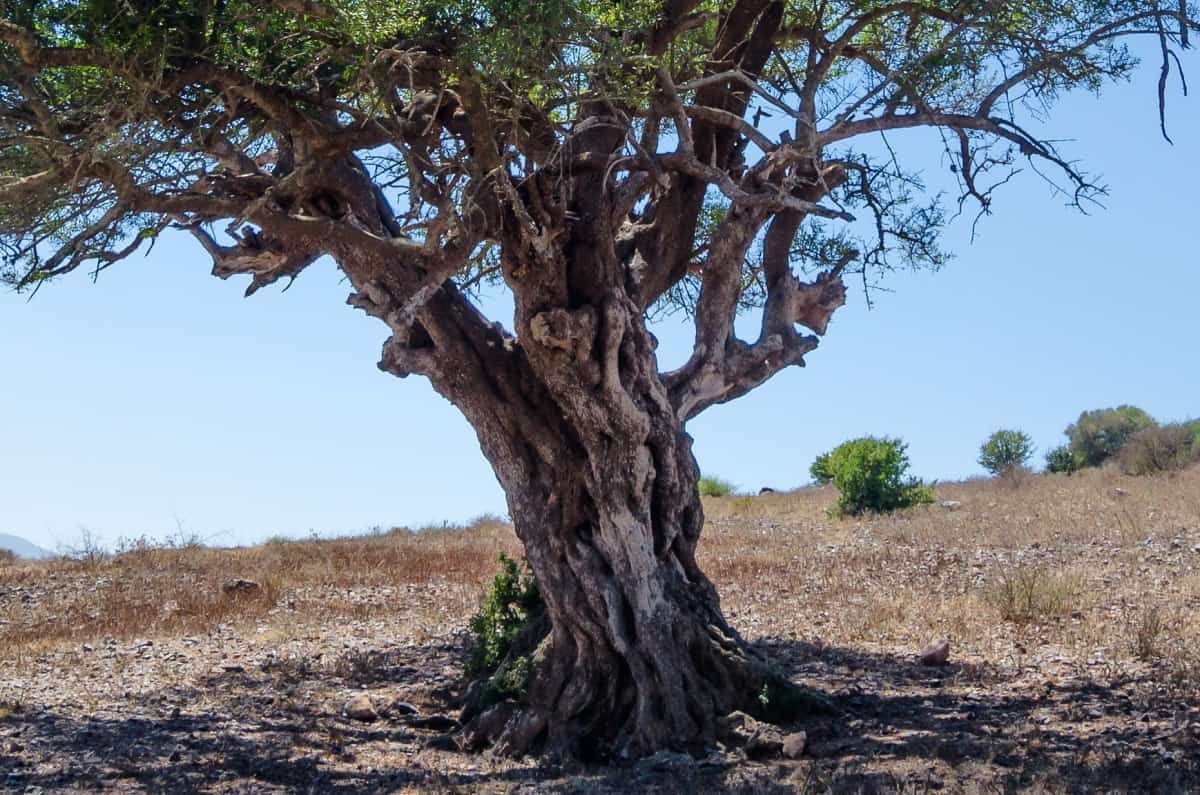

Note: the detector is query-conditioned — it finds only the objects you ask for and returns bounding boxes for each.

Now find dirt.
[2,471,1200,792]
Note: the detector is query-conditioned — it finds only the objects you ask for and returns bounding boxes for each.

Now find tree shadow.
[752,637,1200,792]
[0,636,1196,793]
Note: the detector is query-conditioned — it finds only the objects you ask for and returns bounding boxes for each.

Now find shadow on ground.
[2,637,1197,793]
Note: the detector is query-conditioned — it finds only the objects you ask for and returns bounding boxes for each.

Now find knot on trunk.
[529,306,597,363]
[788,269,847,336]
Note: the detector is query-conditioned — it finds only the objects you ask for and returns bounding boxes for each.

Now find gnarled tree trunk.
[438,288,771,758]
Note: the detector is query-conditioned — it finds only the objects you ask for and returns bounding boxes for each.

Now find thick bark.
[460,293,772,758]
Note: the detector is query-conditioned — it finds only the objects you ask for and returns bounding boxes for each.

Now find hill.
[0,533,53,559]
[0,468,1198,792]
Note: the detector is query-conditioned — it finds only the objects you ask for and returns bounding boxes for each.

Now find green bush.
[1118,424,1199,475]
[978,429,1035,476]
[817,436,934,517]
[466,554,542,679]
[698,476,736,497]
[1065,405,1156,467]
[1045,444,1085,475]
[809,452,833,485]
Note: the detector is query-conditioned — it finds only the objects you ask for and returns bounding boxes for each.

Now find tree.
[1066,405,1157,467]
[978,429,1034,476]
[2,0,1196,759]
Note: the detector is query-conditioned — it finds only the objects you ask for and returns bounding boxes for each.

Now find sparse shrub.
[1118,424,1199,475]
[1045,444,1085,475]
[698,476,736,497]
[817,436,934,517]
[466,554,542,679]
[978,429,1035,477]
[1128,605,1166,661]
[809,452,833,485]
[61,528,107,567]
[0,548,16,566]
[1065,405,1156,467]
[987,565,1082,623]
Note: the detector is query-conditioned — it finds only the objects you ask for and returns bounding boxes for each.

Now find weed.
[986,565,1082,623]
[1129,604,1167,660]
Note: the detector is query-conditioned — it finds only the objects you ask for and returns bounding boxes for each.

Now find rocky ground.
[2,467,1199,793]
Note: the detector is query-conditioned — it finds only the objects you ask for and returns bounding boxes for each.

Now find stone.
[408,713,459,732]
[939,500,963,510]
[343,694,377,722]
[782,731,807,759]
[391,700,419,716]
[424,734,459,751]
[221,579,261,597]
[719,710,783,759]
[638,750,695,771]
[919,638,951,666]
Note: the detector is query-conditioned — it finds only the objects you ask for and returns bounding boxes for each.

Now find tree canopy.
[3,3,1195,417]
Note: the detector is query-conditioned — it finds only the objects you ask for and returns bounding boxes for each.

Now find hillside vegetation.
[2,467,1199,791]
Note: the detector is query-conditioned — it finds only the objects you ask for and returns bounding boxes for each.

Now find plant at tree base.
[2,0,1196,759]
[818,436,933,516]
[978,429,1035,477]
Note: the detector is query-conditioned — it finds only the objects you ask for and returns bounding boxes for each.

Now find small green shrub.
[1045,444,1085,475]
[978,429,1035,476]
[1065,405,1156,467]
[1118,424,1199,475]
[698,476,736,497]
[809,452,833,485]
[466,554,542,679]
[816,436,933,517]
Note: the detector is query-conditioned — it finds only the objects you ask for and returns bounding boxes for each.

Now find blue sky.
[2,63,1197,551]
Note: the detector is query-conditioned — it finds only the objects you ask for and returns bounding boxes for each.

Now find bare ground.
[2,467,1199,793]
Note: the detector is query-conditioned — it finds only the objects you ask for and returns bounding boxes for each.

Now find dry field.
[2,466,1199,793]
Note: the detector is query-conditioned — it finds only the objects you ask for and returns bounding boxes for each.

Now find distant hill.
[0,533,55,559]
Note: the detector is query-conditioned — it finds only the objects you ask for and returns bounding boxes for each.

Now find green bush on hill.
[1045,444,1085,475]
[698,476,736,497]
[1065,405,1156,467]
[814,436,934,517]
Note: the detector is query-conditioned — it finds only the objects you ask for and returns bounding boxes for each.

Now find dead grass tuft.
[985,564,1084,623]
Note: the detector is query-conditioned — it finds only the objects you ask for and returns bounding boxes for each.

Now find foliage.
[1066,406,1156,467]
[1117,423,1199,476]
[698,476,736,498]
[810,452,834,485]
[978,429,1035,476]
[817,436,934,517]
[1045,444,1085,475]
[465,553,542,679]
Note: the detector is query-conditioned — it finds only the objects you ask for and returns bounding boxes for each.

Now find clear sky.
[2,62,1197,552]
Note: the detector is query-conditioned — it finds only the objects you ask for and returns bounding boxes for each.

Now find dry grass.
[3,466,1199,688]
[0,516,517,655]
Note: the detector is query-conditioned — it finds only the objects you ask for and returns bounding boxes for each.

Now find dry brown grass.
[3,466,1199,689]
[0,516,518,655]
